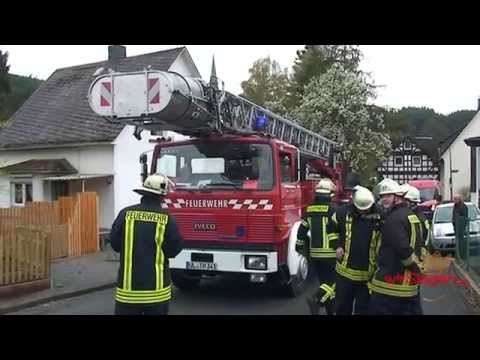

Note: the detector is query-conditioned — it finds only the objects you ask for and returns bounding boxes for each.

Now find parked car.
[431,202,480,255]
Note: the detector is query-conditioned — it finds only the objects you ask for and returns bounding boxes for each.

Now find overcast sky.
[1,45,479,115]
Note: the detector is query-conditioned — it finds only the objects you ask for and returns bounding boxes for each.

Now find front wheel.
[284,255,309,298]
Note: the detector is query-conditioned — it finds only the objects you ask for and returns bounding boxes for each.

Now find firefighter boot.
[324,299,335,315]
[306,293,322,315]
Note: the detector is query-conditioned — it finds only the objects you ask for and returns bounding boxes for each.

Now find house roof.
[0,159,77,175]
[439,122,469,155]
[464,136,480,147]
[0,47,186,150]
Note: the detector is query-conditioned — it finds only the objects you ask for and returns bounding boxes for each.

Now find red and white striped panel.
[100,82,112,107]
[161,198,273,210]
[229,199,273,210]
[148,78,160,104]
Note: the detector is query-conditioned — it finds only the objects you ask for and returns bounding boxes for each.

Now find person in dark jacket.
[368,183,424,315]
[335,186,381,315]
[297,178,339,315]
[110,174,183,315]
[453,195,469,260]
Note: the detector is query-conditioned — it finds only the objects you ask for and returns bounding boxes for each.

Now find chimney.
[108,45,126,61]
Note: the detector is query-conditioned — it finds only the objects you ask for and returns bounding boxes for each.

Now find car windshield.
[419,188,435,202]
[154,142,274,191]
[434,204,480,223]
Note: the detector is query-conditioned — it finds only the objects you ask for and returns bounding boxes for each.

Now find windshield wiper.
[206,182,241,189]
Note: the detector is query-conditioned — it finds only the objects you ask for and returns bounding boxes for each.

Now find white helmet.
[378,178,400,195]
[353,186,375,211]
[134,173,170,196]
[316,178,335,194]
[395,183,410,197]
[404,185,421,203]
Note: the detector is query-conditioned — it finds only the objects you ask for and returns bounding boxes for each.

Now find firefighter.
[404,185,430,249]
[368,182,425,315]
[403,184,429,315]
[110,174,184,315]
[377,178,399,217]
[335,186,381,315]
[296,178,339,315]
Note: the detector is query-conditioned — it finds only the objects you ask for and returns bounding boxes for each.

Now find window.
[11,182,33,206]
[154,142,274,191]
[412,156,421,167]
[280,153,294,183]
[394,156,403,167]
[404,141,412,150]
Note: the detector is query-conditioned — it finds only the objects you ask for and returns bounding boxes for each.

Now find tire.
[284,255,309,298]
[171,270,201,291]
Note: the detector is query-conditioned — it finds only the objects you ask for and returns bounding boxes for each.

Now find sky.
[1,45,480,115]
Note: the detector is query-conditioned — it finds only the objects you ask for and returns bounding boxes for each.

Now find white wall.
[32,176,43,202]
[0,144,114,208]
[83,177,114,229]
[0,176,11,207]
[113,125,156,218]
[440,112,480,201]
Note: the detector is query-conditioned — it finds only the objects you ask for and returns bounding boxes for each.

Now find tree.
[287,45,363,109]
[0,50,11,95]
[240,57,290,113]
[294,63,391,183]
[0,73,43,123]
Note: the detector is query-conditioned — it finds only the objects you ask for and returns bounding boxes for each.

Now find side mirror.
[140,153,148,183]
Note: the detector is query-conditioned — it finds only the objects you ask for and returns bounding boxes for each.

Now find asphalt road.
[7,272,476,315]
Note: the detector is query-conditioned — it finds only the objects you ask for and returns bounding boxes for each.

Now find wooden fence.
[0,227,51,286]
[0,193,99,259]
[0,192,99,287]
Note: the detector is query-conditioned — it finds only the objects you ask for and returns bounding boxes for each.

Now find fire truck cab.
[146,134,344,295]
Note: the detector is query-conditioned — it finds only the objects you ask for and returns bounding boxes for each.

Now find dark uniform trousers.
[115,301,169,315]
[312,259,336,289]
[369,293,422,315]
[335,276,370,315]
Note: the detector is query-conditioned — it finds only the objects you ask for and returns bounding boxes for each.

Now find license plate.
[186,261,217,271]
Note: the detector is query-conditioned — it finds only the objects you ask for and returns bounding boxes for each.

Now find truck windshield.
[419,188,435,202]
[154,142,274,191]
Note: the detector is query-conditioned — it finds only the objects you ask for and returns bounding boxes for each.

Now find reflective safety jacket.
[110,196,183,305]
[369,202,424,298]
[296,198,339,259]
[335,204,381,282]
[414,208,430,248]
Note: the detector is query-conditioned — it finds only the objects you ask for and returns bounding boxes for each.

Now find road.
[7,272,476,315]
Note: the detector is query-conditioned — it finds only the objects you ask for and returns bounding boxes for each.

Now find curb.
[0,282,117,315]
[451,261,480,314]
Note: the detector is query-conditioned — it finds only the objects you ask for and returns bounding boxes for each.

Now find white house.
[439,103,480,203]
[0,45,196,229]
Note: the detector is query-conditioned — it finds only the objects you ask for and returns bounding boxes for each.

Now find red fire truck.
[88,67,350,296]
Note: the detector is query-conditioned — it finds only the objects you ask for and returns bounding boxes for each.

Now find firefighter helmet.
[316,178,335,194]
[353,186,375,211]
[396,183,410,197]
[134,173,170,196]
[378,178,400,195]
[404,185,421,203]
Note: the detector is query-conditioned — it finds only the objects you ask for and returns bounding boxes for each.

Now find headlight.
[245,255,267,270]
